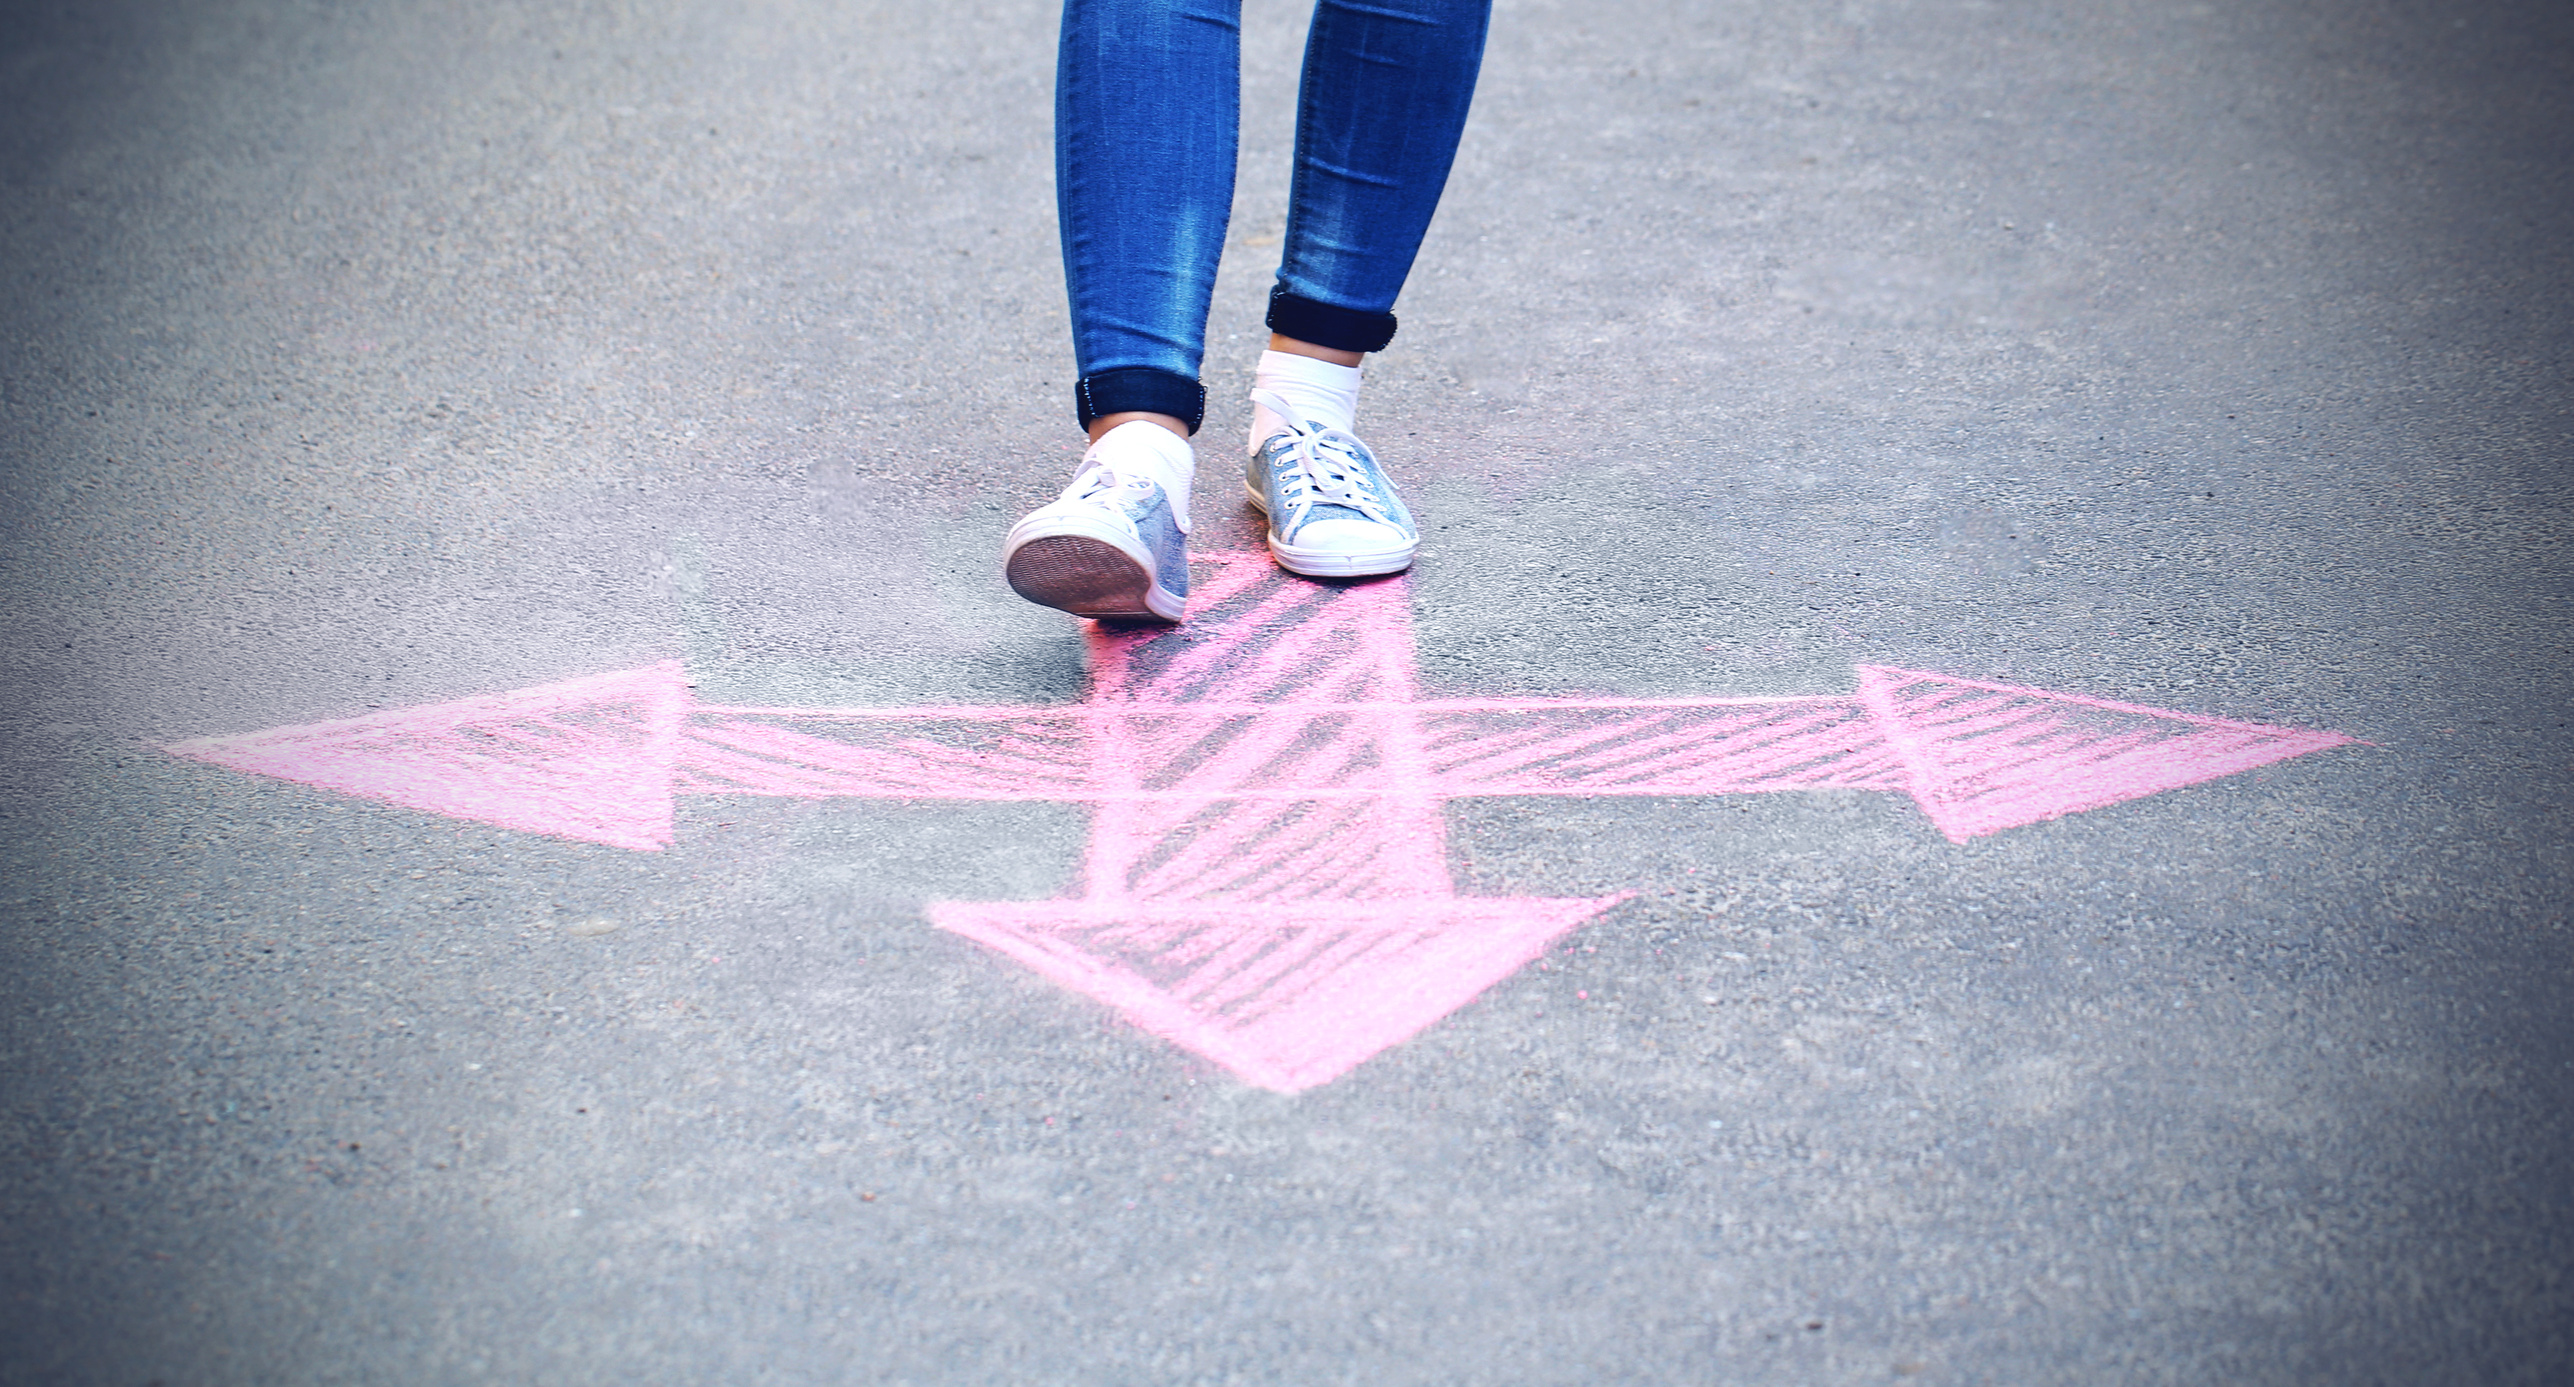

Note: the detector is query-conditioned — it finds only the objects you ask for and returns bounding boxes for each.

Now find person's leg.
[1246,0,1493,577]
[1006,0,1245,622]
[1275,0,1491,362]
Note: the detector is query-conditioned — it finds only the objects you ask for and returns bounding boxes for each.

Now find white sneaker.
[1002,424,1192,622]
[1244,389,1418,577]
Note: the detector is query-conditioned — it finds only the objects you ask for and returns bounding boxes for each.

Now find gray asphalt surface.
[4,0,2570,1382]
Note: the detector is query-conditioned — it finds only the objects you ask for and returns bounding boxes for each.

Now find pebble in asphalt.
[2,0,2569,1382]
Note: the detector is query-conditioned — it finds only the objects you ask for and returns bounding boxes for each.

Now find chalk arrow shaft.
[1423,699,1903,796]
[677,710,1092,801]
[1078,557,1452,905]
[672,698,1903,801]
[167,671,2355,842]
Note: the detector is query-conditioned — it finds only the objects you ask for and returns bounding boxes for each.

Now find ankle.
[1085,410,1192,446]
[1251,348,1363,444]
[1266,333,1363,368]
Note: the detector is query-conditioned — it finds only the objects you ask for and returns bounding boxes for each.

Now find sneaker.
[1244,389,1418,577]
[1002,432,1192,623]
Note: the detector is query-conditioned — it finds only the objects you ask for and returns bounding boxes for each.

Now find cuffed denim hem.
[1266,286,1398,355]
[1075,366,1207,435]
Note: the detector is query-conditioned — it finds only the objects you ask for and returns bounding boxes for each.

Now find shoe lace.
[1069,465,1154,502]
[1250,390,1394,531]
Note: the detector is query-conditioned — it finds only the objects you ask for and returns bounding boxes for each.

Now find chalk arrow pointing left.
[165,558,2352,1089]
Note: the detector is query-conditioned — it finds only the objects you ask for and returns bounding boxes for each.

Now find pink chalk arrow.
[165,557,2350,1090]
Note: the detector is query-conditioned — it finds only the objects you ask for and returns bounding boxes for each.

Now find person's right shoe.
[1244,389,1418,577]
[1002,425,1192,623]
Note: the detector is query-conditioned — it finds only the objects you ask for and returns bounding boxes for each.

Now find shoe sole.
[1003,515,1185,622]
[1244,482,1417,577]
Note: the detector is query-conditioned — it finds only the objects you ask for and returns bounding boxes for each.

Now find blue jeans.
[1057,0,1492,433]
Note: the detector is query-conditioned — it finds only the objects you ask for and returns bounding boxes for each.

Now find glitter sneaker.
[1244,389,1418,577]
[1001,425,1192,623]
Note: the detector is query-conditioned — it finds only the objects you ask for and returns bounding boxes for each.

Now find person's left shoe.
[1244,389,1418,578]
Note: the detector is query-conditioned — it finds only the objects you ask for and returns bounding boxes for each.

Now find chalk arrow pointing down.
[165,557,2350,1090]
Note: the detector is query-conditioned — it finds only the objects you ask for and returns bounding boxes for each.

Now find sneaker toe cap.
[1282,515,1414,556]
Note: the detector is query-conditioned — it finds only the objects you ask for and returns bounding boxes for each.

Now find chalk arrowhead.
[928,895,1632,1092]
[1856,665,2352,842]
[163,662,690,851]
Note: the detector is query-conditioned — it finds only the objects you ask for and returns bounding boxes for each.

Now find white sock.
[1249,348,1362,451]
[1075,419,1195,531]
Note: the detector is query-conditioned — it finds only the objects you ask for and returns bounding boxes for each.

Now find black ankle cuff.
[1075,367,1206,435]
[1266,286,1397,354]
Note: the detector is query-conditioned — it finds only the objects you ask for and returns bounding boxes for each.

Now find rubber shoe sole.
[1002,514,1184,623]
[1245,482,1417,577]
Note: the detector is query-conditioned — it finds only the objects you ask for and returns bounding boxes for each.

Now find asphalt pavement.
[3,0,2570,1382]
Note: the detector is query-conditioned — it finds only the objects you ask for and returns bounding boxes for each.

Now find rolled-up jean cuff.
[1266,287,1398,354]
[1075,367,1207,434]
